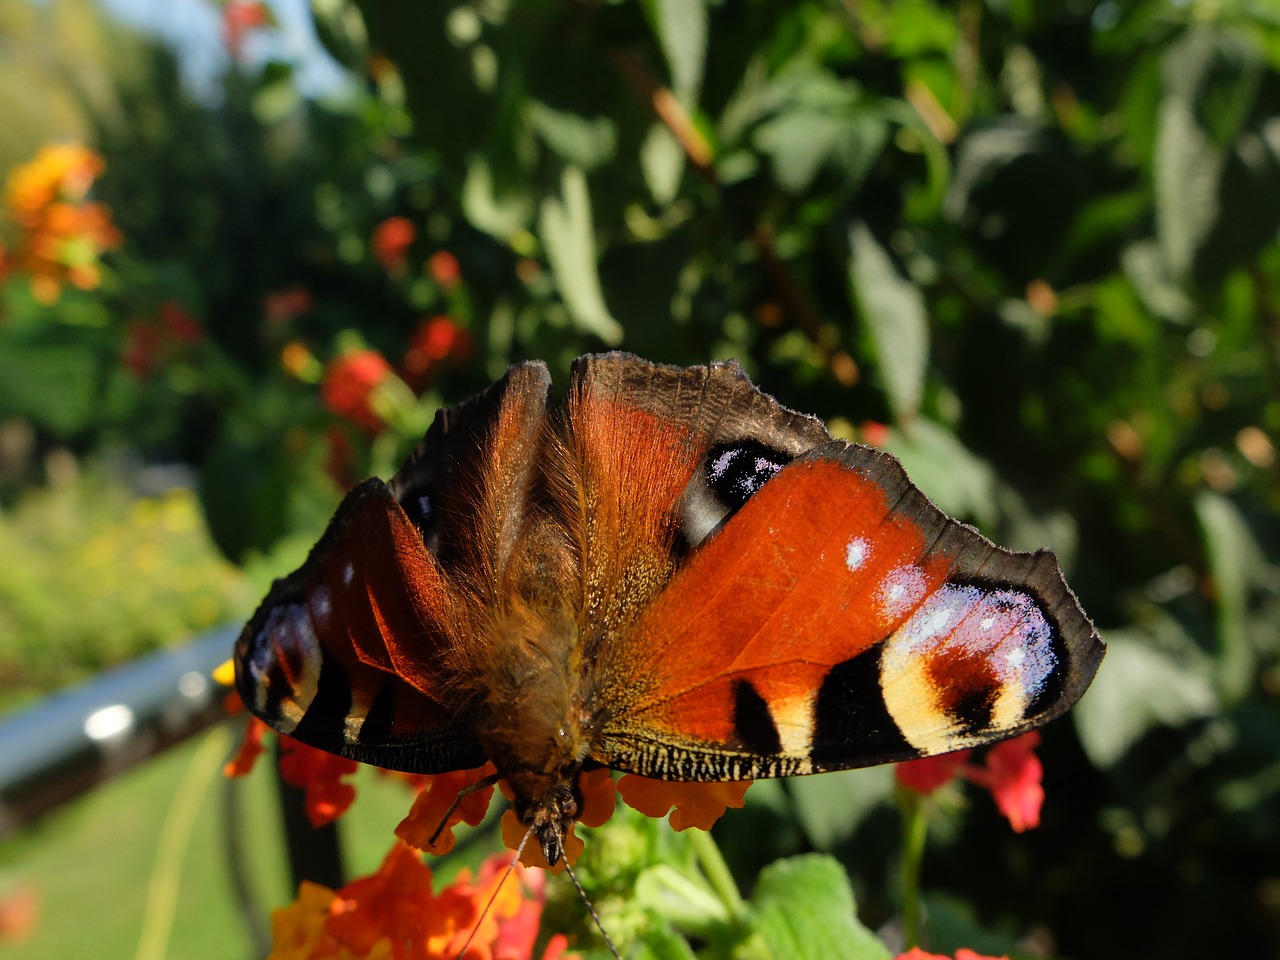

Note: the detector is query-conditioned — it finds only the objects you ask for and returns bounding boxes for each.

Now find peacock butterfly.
[234,352,1104,867]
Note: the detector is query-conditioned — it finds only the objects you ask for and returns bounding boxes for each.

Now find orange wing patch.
[611,457,947,753]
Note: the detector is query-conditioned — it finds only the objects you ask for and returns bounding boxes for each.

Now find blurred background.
[1,0,1278,957]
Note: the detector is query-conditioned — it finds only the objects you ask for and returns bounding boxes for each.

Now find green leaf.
[539,165,623,344]
[848,220,929,423]
[1195,490,1262,702]
[749,855,890,960]
[629,924,699,960]
[752,72,886,195]
[1074,628,1218,769]
[641,123,686,205]
[789,767,894,851]
[634,863,730,932]
[462,154,535,239]
[528,103,617,169]
[885,418,996,530]
[642,0,708,104]
[1155,31,1226,280]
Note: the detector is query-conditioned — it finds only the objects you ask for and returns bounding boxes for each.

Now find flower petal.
[894,749,972,795]
[395,764,497,855]
[616,775,751,831]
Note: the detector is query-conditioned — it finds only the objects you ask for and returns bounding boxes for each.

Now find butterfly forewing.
[590,442,1104,780]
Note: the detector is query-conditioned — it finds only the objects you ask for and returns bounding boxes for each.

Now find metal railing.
[0,626,238,838]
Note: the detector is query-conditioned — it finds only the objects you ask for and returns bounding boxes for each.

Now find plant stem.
[687,827,747,923]
[900,789,929,949]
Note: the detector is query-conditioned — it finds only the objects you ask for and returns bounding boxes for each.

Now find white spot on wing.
[845,536,870,572]
[310,585,332,625]
[342,562,355,587]
[876,564,928,621]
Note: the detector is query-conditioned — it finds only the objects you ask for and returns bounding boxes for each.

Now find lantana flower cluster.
[2,143,121,304]
[272,842,572,960]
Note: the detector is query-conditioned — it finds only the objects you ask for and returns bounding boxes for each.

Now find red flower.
[962,732,1044,833]
[278,737,361,827]
[222,1,270,58]
[322,349,395,431]
[224,720,358,826]
[265,284,314,324]
[372,216,416,272]
[860,420,891,447]
[402,316,472,389]
[427,250,462,291]
[894,750,972,795]
[224,716,271,778]
[156,299,203,343]
[894,733,1046,833]
[121,301,203,379]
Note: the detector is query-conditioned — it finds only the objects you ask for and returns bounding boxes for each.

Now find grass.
[0,720,435,959]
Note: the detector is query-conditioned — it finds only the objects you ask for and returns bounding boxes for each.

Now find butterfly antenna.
[450,831,528,960]
[561,851,621,960]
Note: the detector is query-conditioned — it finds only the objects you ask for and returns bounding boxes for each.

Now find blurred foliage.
[0,461,249,711]
[1,0,1280,956]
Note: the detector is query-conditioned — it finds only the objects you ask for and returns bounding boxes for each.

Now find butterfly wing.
[554,353,833,646]
[234,362,552,773]
[585,440,1104,779]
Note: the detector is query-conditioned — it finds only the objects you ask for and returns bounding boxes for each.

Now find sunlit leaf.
[539,165,623,344]
[750,855,889,960]
[848,220,929,422]
[1074,629,1218,769]
[1196,490,1262,702]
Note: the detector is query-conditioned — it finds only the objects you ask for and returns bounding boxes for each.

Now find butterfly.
[234,352,1104,867]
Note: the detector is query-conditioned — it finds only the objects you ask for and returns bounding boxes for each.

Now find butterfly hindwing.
[589,441,1104,779]
[234,477,485,772]
[235,362,554,774]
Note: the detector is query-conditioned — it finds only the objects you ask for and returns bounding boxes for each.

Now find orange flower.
[894,949,1009,960]
[396,764,499,855]
[0,883,39,942]
[322,349,395,431]
[278,737,361,828]
[499,768,617,871]
[3,143,121,303]
[5,144,103,223]
[372,216,416,272]
[616,775,751,832]
[269,842,563,960]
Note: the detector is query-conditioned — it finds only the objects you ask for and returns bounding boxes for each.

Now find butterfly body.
[235,353,1104,865]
